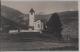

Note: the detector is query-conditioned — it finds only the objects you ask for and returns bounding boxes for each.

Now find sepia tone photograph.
[0,0,78,51]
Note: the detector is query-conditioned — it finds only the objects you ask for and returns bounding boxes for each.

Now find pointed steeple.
[29,8,35,15]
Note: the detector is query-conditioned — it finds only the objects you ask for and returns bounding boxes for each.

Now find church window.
[38,24,40,28]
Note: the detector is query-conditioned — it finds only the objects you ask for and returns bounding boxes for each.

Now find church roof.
[34,17,44,22]
[29,8,35,13]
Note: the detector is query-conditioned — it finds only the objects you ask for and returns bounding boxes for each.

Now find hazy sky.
[2,1,78,14]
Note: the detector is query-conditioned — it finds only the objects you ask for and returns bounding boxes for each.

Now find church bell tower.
[29,8,35,30]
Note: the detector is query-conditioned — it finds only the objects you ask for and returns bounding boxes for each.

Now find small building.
[34,20,43,31]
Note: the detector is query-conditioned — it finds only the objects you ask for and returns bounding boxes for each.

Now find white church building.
[28,8,43,33]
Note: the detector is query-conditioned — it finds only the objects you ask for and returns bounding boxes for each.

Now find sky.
[1,1,78,14]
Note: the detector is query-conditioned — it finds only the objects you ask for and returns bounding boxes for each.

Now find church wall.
[29,13,35,27]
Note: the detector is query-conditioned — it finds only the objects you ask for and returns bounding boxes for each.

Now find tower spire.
[29,8,35,15]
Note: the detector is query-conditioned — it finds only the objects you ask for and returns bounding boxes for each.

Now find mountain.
[1,5,78,38]
[58,11,78,25]
[1,5,26,27]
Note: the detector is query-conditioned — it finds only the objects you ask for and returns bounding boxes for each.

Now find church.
[28,8,43,33]
[9,8,44,33]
